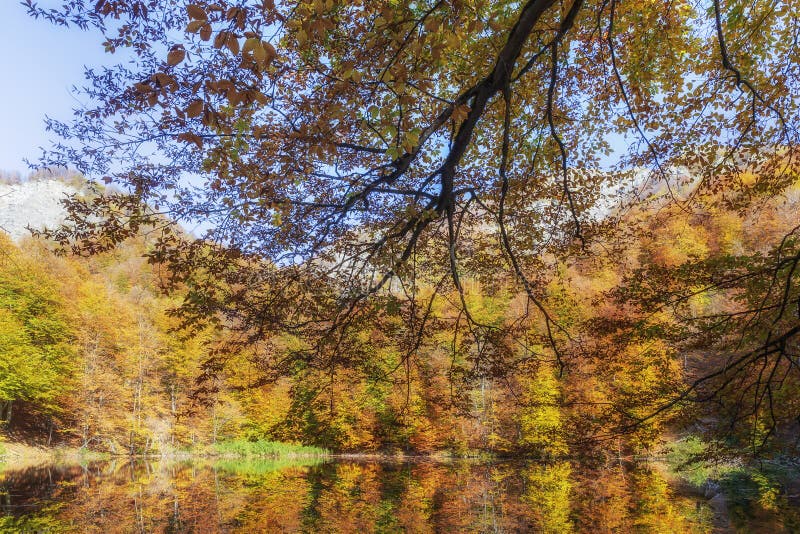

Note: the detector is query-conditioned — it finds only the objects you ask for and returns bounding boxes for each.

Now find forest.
[2,0,800,531]
[1,168,798,458]
[2,167,799,530]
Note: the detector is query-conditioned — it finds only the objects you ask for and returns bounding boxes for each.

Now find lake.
[0,457,718,532]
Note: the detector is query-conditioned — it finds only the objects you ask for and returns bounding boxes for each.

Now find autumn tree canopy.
[26,0,800,441]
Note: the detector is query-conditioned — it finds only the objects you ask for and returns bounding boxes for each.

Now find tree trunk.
[0,401,12,423]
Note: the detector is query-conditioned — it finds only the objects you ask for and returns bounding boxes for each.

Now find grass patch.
[214,456,325,475]
[212,439,328,458]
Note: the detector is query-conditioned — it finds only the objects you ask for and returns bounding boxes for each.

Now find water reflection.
[0,458,712,532]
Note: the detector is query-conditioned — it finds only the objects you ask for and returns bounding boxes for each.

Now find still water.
[0,458,715,533]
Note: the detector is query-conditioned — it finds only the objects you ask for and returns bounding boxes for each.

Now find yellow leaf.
[253,42,266,63]
[446,32,459,48]
[243,37,260,54]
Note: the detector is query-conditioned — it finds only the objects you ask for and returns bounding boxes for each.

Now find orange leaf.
[186,20,204,33]
[167,48,186,66]
[186,100,204,118]
[213,31,227,49]
[262,41,276,60]
[226,36,240,55]
[186,4,207,20]
[177,132,204,149]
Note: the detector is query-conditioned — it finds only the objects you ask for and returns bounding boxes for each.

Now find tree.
[27,0,800,444]
[0,235,74,423]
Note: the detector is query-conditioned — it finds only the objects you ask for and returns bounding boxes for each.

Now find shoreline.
[0,448,494,468]
[0,442,109,471]
[0,440,544,469]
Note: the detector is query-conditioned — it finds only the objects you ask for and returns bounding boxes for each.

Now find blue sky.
[0,2,109,172]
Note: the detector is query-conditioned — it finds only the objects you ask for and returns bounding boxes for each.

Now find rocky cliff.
[0,179,77,241]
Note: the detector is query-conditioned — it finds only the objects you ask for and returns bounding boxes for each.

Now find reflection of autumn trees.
[570,464,713,534]
[1,460,716,533]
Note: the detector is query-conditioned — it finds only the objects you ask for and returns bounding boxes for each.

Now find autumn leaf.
[186,4,206,21]
[213,31,228,49]
[177,131,204,149]
[451,103,470,125]
[186,100,204,118]
[167,48,186,66]
[226,36,240,56]
[186,20,204,33]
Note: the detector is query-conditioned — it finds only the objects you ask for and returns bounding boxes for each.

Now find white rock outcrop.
[0,180,78,242]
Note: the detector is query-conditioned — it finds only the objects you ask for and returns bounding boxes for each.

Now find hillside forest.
[1,170,798,460]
